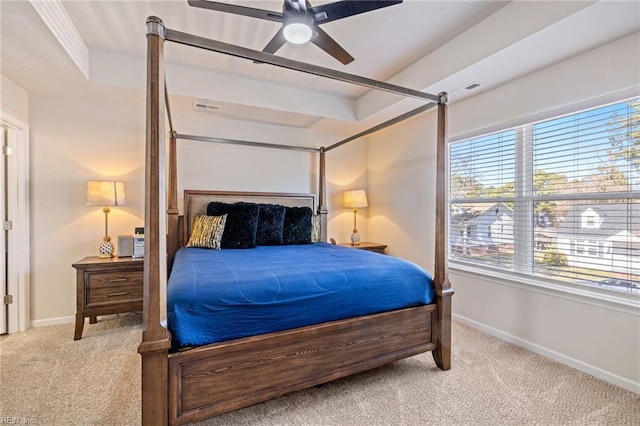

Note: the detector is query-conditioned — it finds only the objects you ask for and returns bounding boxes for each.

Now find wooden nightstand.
[338,242,387,254]
[72,256,143,340]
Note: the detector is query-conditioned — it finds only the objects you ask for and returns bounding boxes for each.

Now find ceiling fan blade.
[251,28,287,64]
[262,28,287,55]
[187,0,283,23]
[310,27,354,65]
[310,0,402,25]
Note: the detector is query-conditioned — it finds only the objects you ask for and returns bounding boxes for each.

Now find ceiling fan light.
[283,16,313,44]
[284,22,312,44]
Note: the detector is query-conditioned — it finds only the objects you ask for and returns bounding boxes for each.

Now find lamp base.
[99,240,114,258]
[350,232,361,246]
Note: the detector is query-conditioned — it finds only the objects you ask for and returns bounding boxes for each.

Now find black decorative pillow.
[207,202,260,249]
[283,206,312,245]
[256,204,286,246]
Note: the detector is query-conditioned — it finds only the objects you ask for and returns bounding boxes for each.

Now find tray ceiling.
[1,1,639,134]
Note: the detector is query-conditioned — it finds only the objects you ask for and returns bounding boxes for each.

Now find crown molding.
[29,0,89,79]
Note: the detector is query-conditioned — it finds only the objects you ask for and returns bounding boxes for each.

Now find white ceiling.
[2,1,639,135]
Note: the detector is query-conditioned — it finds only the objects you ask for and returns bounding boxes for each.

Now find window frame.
[447,97,640,302]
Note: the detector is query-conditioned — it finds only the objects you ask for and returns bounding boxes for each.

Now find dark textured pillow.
[207,202,259,249]
[256,204,286,246]
[283,206,312,245]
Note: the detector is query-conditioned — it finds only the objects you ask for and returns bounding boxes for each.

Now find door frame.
[1,111,30,333]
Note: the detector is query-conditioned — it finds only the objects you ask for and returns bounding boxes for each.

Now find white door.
[1,126,7,334]
[0,114,29,334]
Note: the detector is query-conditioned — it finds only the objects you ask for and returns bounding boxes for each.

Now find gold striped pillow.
[186,214,227,249]
[311,214,321,243]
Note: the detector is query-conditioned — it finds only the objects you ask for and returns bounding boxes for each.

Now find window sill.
[449,262,640,316]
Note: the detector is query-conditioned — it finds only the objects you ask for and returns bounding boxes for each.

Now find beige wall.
[1,75,28,122]
[168,109,369,244]
[29,87,147,323]
[368,33,640,392]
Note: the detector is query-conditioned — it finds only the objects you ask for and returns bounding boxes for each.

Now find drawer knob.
[107,291,129,297]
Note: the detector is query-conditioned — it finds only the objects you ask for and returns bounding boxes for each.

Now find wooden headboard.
[182,190,318,245]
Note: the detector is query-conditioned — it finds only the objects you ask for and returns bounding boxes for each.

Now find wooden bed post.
[432,92,453,370]
[318,147,328,242]
[167,131,180,270]
[138,16,171,426]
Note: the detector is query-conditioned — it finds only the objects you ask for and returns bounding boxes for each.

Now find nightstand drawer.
[85,271,143,305]
[73,256,144,340]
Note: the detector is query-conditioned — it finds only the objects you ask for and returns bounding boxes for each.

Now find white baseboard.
[30,315,74,328]
[453,314,640,395]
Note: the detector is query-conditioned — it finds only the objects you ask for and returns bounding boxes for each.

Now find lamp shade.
[343,189,368,209]
[86,181,125,207]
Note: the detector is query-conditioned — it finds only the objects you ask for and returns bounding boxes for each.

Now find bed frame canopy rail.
[142,16,452,426]
[166,101,440,265]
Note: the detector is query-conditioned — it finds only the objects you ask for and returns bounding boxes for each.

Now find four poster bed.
[140,16,453,426]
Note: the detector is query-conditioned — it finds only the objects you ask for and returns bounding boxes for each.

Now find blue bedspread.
[167,243,435,348]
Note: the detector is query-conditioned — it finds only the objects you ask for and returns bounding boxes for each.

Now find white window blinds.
[449,98,640,295]
[449,130,516,270]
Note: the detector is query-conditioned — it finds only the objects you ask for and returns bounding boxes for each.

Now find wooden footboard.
[168,305,436,425]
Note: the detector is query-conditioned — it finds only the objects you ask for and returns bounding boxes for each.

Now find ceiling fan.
[187,0,403,65]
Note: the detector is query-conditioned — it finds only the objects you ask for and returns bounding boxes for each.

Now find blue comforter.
[167,243,435,348]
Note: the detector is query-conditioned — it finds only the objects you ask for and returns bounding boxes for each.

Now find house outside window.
[581,209,601,229]
[449,97,640,295]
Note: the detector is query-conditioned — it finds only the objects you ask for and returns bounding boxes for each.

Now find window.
[449,98,640,295]
[581,209,601,229]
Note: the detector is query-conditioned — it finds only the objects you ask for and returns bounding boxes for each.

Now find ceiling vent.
[192,100,222,112]
[448,82,481,99]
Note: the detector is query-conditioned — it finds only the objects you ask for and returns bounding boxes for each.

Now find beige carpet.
[1,315,638,425]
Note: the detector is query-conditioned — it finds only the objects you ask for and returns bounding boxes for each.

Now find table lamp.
[86,181,125,258]
[343,189,368,246]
